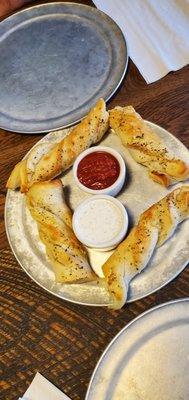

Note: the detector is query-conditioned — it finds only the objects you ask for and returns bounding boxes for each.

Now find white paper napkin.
[93,0,189,83]
[19,372,71,400]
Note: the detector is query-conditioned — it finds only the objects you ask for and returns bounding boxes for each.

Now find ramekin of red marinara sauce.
[77,151,120,190]
[73,146,126,196]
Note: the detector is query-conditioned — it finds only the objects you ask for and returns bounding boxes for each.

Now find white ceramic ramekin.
[72,195,128,251]
[72,146,126,197]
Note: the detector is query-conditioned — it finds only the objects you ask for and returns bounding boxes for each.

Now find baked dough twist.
[110,106,189,186]
[7,98,109,192]
[102,186,189,309]
[26,180,96,283]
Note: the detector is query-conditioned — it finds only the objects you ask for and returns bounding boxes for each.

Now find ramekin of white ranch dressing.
[72,195,128,251]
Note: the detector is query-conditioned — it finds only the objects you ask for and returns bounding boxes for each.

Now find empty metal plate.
[86,299,189,400]
[0,2,127,133]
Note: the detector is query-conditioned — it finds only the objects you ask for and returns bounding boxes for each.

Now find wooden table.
[0,1,189,399]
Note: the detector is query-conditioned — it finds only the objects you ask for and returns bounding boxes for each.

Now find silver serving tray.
[5,122,189,306]
[0,2,127,133]
[86,298,189,399]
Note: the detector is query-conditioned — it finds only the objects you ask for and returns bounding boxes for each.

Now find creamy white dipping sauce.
[73,195,128,250]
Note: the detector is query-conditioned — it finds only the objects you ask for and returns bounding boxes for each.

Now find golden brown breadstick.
[7,98,109,192]
[26,179,96,283]
[110,106,189,186]
[102,186,189,309]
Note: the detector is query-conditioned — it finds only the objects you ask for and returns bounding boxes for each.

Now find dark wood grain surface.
[0,1,189,399]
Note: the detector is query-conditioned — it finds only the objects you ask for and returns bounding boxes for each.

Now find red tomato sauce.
[77,151,120,190]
